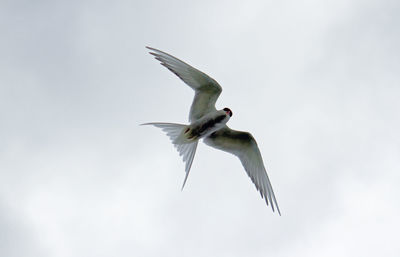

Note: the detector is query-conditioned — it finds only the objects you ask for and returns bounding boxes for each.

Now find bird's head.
[223,107,233,117]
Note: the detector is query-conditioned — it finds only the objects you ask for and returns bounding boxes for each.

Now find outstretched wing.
[147,47,222,122]
[204,126,281,215]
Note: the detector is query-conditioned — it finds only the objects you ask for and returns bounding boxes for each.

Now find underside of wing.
[204,126,281,215]
[146,47,222,122]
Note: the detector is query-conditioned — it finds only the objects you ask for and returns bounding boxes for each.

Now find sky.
[1,0,399,256]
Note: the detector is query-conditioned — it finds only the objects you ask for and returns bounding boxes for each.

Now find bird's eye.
[223,108,232,117]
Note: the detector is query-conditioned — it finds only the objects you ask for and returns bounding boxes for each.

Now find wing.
[204,126,281,215]
[147,47,222,122]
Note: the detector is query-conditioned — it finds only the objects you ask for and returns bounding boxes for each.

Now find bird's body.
[185,110,230,141]
[142,47,281,215]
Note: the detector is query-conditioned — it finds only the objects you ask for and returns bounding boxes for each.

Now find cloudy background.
[1,0,399,256]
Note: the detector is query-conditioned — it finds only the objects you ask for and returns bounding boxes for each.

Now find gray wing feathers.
[204,126,281,215]
[146,47,222,122]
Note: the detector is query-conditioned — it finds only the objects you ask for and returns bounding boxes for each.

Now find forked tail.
[141,122,198,189]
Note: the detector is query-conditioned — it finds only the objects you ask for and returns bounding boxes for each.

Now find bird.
[142,47,281,215]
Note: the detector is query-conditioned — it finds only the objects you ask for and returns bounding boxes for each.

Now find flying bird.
[142,47,280,215]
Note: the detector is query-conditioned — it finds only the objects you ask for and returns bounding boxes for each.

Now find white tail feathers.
[141,122,198,189]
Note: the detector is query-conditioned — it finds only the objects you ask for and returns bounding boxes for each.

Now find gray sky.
[1,0,399,256]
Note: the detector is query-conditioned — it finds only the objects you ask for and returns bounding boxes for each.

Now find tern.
[142,47,280,215]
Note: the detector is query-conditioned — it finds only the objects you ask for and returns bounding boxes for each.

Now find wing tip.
[146,46,169,57]
[271,200,281,216]
[140,122,157,126]
[146,46,160,57]
[275,205,281,216]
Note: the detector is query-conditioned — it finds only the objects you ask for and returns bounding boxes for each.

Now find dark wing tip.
[275,206,282,216]
[146,46,161,56]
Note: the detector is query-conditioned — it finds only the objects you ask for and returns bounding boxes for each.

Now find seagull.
[142,47,280,215]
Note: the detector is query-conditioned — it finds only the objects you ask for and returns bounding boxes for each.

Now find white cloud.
[1,0,399,256]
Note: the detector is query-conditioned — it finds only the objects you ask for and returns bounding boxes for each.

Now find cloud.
[0,0,399,256]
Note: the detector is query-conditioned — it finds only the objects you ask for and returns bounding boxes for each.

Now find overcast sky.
[1,0,399,256]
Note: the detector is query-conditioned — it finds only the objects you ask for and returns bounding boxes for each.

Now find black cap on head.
[223,107,233,117]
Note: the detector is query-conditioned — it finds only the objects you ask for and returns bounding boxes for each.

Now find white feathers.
[176,141,198,190]
[141,122,185,144]
[141,122,198,189]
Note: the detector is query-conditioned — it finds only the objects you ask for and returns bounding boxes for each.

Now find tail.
[141,122,198,189]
